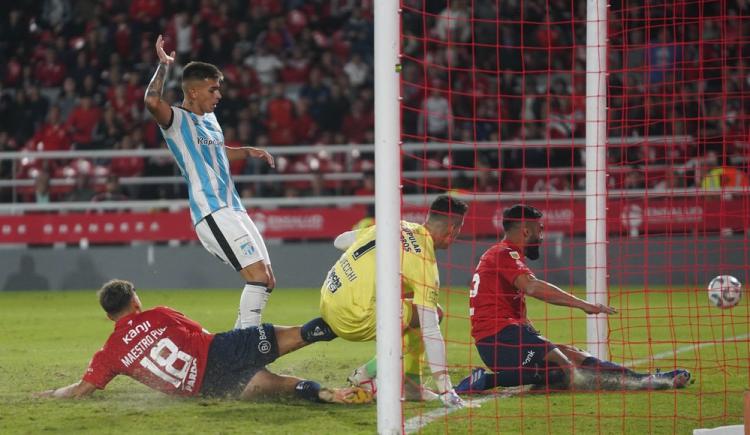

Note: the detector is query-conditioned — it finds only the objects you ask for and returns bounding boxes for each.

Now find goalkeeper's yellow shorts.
[320,298,414,342]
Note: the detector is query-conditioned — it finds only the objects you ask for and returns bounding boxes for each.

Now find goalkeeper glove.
[439,389,465,408]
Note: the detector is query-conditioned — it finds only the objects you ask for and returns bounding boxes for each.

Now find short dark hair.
[98,279,135,316]
[428,195,469,221]
[502,204,543,231]
[182,61,223,83]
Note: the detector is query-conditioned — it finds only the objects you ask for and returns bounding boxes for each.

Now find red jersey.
[469,241,534,341]
[110,155,145,177]
[82,307,214,396]
[31,123,71,151]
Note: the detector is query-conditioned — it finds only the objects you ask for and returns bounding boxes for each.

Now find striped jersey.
[159,107,244,225]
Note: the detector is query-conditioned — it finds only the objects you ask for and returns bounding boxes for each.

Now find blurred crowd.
[0,0,748,204]
[400,0,750,192]
[0,0,375,202]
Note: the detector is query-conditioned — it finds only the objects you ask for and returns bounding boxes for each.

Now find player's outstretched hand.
[155,34,175,65]
[583,303,617,315]
[319,387,373,404]
[246,147,275,168]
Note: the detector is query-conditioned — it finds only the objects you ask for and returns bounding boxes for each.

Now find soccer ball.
[707,275,743,309]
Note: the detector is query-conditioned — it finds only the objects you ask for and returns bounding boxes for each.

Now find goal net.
[396,0,750,432]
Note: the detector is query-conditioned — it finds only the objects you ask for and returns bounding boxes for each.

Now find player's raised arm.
[36,380,97,399]
[515,274,617,315]
[144,35,175,128]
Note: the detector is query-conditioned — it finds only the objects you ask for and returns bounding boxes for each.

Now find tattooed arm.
[144,34,175,128]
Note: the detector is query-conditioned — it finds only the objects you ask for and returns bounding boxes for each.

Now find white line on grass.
[403,388,522,434]
[403,332,750,434]
[624,333,750,368]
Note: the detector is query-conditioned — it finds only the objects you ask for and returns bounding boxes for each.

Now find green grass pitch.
[1,286,747,434]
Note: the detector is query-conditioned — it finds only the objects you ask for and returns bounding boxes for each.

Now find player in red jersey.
[37,279,369,404]
[455,204,691,393]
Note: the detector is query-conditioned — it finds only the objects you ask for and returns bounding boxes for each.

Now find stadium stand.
[0,0,748,203]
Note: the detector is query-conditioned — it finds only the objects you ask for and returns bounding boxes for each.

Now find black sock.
[581,357,642,378]
[301,317,337,343]
[295,380,323,402]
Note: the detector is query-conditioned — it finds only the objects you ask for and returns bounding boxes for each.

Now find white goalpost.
[375,0,609,430]
[585,0,610,360]
[374,0,403,433]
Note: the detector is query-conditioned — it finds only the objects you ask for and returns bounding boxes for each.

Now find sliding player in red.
[456,204,691,393]
[37,279,369,404]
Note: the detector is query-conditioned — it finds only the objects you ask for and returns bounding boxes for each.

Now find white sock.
[235,283,269,329]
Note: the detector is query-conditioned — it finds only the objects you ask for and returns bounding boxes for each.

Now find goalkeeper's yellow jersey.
[319,221,439,341]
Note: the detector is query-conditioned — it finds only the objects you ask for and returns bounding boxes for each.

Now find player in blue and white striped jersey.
[144,35,276,330]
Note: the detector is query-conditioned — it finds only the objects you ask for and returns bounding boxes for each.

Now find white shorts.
[195,207,270,271]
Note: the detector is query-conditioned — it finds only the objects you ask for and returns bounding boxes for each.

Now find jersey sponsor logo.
[325,268,342,293]
[509,251,520,260]
[522,350,535,366]
[426,289,439,306]
[258,341,271,353]
[401,228,422,253]
[197,136,221,146]
[257,325,271,354]
[122,321,151,344]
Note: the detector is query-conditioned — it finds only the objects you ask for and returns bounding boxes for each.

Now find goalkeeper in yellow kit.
[318,195,470,408]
